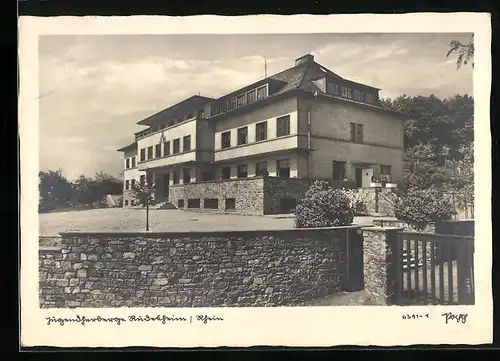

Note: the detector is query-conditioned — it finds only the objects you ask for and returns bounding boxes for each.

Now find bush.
[295,180,354,228]
[394,188,456,231]
[342,188,368,215]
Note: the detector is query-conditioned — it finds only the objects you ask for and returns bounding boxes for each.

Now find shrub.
[295,180,354,228]
[394,187,456,231]
[342,188,368,215]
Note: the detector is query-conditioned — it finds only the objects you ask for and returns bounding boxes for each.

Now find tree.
[129,177,157,231]
[38,169,73,212]
[446,36,474,69]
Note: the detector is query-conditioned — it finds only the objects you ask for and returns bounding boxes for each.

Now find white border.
[20,13,492,347]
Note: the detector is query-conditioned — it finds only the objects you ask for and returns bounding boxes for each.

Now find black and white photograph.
[20,14,492,347]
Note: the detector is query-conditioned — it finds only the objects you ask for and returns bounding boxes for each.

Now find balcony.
[137,150,197,170]
[214,134,301,162]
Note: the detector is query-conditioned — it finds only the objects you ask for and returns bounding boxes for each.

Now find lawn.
[39,208,377,236]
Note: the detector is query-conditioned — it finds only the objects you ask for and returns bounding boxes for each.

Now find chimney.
[295,54,314,67]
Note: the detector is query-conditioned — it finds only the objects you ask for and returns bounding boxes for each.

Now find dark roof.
[213,55,380,102]
[136,95,214,126]
[117,142,137,152]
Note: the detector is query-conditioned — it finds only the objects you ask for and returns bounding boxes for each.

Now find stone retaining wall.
[169,178,265,215]
[39,227,362,308]
[168,177,310,215]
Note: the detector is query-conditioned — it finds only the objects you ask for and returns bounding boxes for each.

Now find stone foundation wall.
[39,227,361,308]
[169,178,265,215]
[168,177,311,215]
[263,177,310,214]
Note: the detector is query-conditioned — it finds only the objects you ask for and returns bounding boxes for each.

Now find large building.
[118,54,406,215]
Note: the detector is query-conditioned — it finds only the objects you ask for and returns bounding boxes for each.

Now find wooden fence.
[392,232,474,305]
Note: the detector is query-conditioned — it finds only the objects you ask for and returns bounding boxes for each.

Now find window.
[277,158,291,178]
[131,179,136,189]
[131,157,136,168]
[140,175,146,184]
[225,198,236,211]
[187,113,193,119]
[172,171,180,184]
[220,166,231,180]
[164,141,170,156]
[187,199,200,209]
[342,86,352,98]
[257,86,267,100]
[380,165,392,183]
[173,138,180,154]
[237,164,248,178]
[255,121,267,141]
[204,198,218,210]
[147,146,153,160]
[125,180,130,190]
[229,97,237,110]
[247,89,257,103]
[155,144,162,158]
[219,101,227,113]
[221,131,231,149]
[178,199,184,208]
[277,115,291,137]
[237,94,247,108]
[329,83,340,95]
[198,108,205,118]
[140,149,146,162]
[333,161,347,181]
[237,94,246,108]
[125,158,130,169]
[256,161,268,176]
[125,200,129,206]
[183,135,191,152]
[237,127,248,145]
[131,200,135,206]
[352,89,362,101]
[350,123,364,143]
[183,168,191,184]
[365,93,374,103]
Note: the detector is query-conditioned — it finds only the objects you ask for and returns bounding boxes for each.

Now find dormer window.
[237,94,246,108]
[248,89,257,103]
[342,86,352,99]
[256,86,267,100]
[230,98,237,110]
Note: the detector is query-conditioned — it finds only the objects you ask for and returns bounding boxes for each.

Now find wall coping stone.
[39,246,62,252]
[361,226,404,232]
[59,225,363,238]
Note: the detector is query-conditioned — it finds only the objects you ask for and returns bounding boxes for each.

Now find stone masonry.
[168,177,310,215]
[39,227,361,308]
[169,178,265,215]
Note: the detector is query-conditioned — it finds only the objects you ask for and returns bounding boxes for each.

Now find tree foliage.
[446,36,474,69]
[382,93,474,215]
[39,169,73,212]
[129,180,157,207]
[394,188,456,231]
[38,169,122,213]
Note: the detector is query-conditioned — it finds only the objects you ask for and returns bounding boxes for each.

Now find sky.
[38,33,473,181]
